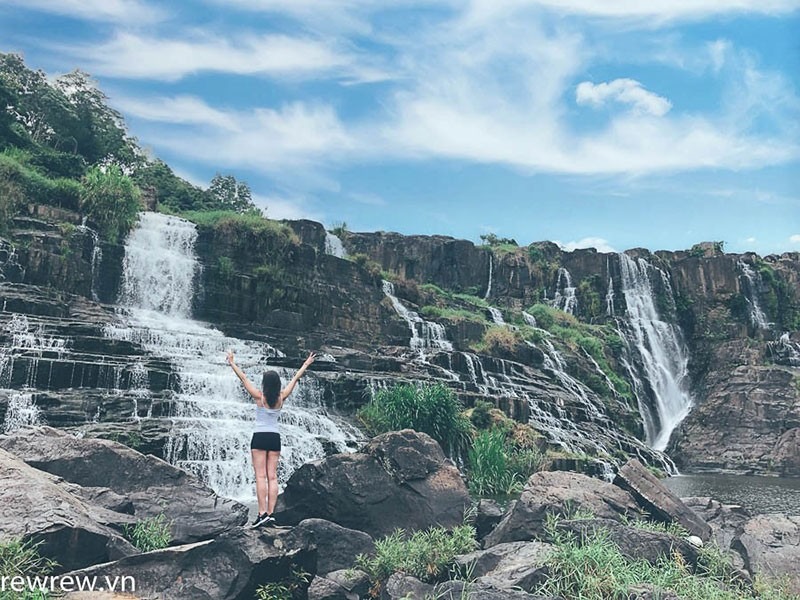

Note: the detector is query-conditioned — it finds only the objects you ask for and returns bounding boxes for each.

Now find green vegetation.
[0,150,83,211]
[537,516,796,600]
[358,383,472,456]
[355,524,477,595]
[756,261,800,332]
[330,221,348,237]
[475,326,522,355]
[479,233,517,248]
[80,164,141,243]
[468,400,493,429]
[0,538,55,600]
[467,427,542,496]
[254,568,311,600]
[123,513,172,552]
[420,305,487,324]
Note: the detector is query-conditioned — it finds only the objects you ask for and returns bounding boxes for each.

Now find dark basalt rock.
[0,426,248,544]
[294,519,375,576]
[274,429,471,539]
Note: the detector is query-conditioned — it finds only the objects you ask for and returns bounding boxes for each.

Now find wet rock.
[294,519,375,575]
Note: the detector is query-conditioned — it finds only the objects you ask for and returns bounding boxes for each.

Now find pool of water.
[663,473,800,515]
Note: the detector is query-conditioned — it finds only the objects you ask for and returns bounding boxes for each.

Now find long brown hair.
[261,370,282,408]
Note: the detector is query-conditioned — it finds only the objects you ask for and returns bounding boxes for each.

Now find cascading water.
[551,268,577,314]
[484,253,493,300]
[522,311,537,327]
[78,221,103,301]
[106,212,361,501]
[488,307,505,325]
[382,280,453,352]
[3,391,41,433]
[324,232,347,258]
[605,257,615,317]
[737,260,770,330]
[617,253,692,451]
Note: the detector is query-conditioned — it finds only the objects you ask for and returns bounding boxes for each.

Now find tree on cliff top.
[208,173,258,214]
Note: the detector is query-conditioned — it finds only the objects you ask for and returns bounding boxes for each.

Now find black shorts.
[251,432,281,452]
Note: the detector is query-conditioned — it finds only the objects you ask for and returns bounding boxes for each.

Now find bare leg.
[266,451,280,515]
[252,449,268,515]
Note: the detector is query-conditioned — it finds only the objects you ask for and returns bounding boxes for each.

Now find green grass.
[358,383,473,456]
[123,514,172,552]
[467,427,543,497]
[355,524,478,595]
[0,538,56,600]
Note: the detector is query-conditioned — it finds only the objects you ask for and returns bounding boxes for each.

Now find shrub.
[123,513,172,552]
[481,326,520,355]
[80,164,141,243]
[0,178,24,234]
[0,151,82,210]
[355,524,477,595]
[0,538,56,600]
[358,383,472,456]
[467,428,542,497]
[527,303,556,329]
[469,400,493,429]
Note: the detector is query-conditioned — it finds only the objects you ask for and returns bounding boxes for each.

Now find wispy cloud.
[63,31,363,81]
[576,79,672,116]
[252,193,322,221]
[112,95,240,130]
[0,0,166,23]
[790,234,800,244]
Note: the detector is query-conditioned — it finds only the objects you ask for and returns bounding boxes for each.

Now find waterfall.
[78,222,103,301]
[106,212,361,501]
[0,313,69,389]
[737,260,770,330]
[3,391,42,433]
[382,280,453,352]
[552,268,577,314]
[605,257,615,316]
[617,253,692,451]
[488,307,505,325]
[522,311,537,327]
[484,253,493,300]
[324,232,347,258]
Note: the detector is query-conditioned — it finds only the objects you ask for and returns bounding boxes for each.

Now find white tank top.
[254,406,280,433]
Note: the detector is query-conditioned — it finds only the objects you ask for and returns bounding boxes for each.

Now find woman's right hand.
[226,350,235,366]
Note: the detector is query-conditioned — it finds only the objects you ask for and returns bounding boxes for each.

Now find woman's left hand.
[302,351,317,368]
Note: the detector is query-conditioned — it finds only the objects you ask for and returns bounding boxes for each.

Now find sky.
[1,0,798,255]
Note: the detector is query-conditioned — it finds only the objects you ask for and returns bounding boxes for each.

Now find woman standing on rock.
[226,350,317,528]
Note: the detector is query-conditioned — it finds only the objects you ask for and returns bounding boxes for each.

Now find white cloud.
[556,237,617,253]
[125,95,354,173]
[112,95,240,131]
[252,193,322,221]
[463,0,800,25]
[64,32,358,81]
[790,235,800,244]
[576,79,672,116]
[746,236,757,243]
[0,0,166,23]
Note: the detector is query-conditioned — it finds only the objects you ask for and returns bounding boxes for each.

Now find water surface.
[663,473,800,515]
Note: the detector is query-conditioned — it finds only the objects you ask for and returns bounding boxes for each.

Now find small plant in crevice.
[254,568,311,600]
[123,513,172,552]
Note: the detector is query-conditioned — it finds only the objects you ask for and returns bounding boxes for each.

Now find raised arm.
[226,350,263,402]
[280,352,317,402]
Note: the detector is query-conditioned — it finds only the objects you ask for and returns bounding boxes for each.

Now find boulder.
[275,430,471,538]
[307,577,351,600]
[433,580,553,599]
[325,569,371,599]
[294,519,375,575]
[614,460,712,541]
[61,526,316,600]
[0,426,248,544]
[382,573,434,600]
[475,498,507,541]
[732,514,800,594]
[0,448,138,573]
[454,540,552,592]
[680,496,751,570]
[484,471,640,547]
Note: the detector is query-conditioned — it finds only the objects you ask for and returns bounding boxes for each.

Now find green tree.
[81,165,141,243]
[207,173,257,213]
[134,159,212,212]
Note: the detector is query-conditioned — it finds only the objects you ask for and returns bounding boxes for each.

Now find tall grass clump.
[355,524,477,596]
[0,538,56,600]
[467,428,542,497]
[123,513,172,552]
[358,383,472,456]
[80,164,141,243]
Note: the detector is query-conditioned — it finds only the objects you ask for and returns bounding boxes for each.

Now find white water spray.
[382,280,453,352]
[618,254,692,451]
[107,212,361,501]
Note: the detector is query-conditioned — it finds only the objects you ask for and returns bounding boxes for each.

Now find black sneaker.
[250,512,270,528]
[264,514,276,526]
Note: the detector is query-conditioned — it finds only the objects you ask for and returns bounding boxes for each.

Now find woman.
[226,349,317,528]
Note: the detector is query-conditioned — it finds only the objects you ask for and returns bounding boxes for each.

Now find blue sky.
[1,0,798,255]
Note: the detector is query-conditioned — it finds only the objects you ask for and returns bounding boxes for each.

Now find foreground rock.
[732,514,800,594]
[0,426,248,544]
[0,448,137,573]
[275,429,471,538]
[614,459,712,541]
[484,471,641,547]
[294,519,375,575]
[62,527,315,600]
[454,540,552,592]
